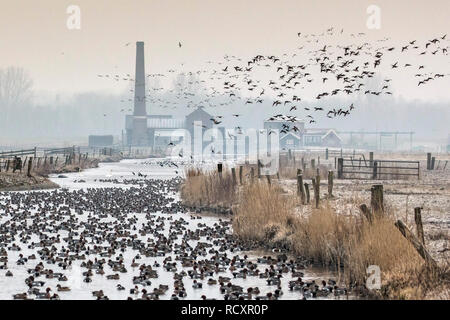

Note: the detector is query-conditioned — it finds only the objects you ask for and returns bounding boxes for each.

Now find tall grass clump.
[232,185,446,298]
[344,216,424,286]
[180,167,237,207]
[232,182,296,241]
[291,206,357,268]
[181,164,449,299]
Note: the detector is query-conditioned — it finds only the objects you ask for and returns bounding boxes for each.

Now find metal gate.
[337,158,420,180]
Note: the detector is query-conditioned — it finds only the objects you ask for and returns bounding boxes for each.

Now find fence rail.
[0,148,37,158]
[0,145,126,175]
[337,158,420,180]
[42,147,75,156]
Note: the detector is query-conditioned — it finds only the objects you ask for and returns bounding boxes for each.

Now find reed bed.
[181,167,238,207]
[181,165,449,299]
[232,182,296,240]
[33,158,100,176]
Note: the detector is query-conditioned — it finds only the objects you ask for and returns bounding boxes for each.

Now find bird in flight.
[210,118,222,125]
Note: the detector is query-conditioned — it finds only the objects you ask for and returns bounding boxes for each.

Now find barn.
[280,132,302,149]
[264,118,342,149]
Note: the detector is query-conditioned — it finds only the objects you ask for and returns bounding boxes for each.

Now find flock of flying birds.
[96,28,449,134]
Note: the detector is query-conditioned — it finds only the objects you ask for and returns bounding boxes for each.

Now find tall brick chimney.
[131,41,148,145]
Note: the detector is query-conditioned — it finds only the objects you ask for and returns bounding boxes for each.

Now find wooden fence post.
[297,169,305,204]
[257,160,262,179]
[6,160,10,172]
[266,175,271,186]
[395,220,438,271]
[328,170,334,198]
[27,158,33,177]
[239,166,243,185]
[431,157,435,170]
[370,184,384,217]
[304,183,310,204]
[315,170,320,208]
[369,152,374,167]
[337,158,344,179]
[250,167,254,183]
[372,161,378,179]
[231,167,237,185]
[311,159,315,169]
[414,207,425,246]
[217,163,223,179]
[359,204,373,223]
[325,148,329,160]
[311,178,318,208]
[426,153,432,170]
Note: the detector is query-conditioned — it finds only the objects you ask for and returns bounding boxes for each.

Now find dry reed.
[181,165,449,299]
[181,167,237,207]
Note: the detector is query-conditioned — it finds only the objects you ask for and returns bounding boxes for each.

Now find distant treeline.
[0,86,448,145]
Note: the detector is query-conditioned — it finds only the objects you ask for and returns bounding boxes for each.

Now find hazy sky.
[0,0,449,100]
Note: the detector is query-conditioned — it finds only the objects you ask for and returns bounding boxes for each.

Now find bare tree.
[0,66,33,132]
[0,66,33,106]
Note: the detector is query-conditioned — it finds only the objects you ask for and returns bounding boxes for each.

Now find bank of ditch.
[180,166,450,300]
[0,154,123,192]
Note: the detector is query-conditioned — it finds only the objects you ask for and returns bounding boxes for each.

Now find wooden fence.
[337,158,420,180]
[0,152,95,173]
[0,148,37,158]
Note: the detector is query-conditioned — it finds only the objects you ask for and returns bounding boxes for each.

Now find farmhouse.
[264,118,342,149]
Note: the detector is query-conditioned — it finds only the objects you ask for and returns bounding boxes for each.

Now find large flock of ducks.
[0,169,356,300]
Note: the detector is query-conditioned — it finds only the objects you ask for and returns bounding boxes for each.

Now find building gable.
[322,129,342,142]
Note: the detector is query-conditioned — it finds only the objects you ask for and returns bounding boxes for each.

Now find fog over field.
[0,0,449,148]
[0,71,448,148]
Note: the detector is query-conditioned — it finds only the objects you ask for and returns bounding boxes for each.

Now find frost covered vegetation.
[181,166,450,299]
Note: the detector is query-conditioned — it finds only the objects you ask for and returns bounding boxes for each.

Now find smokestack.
[134,41,146,117]
[131,41,148,145]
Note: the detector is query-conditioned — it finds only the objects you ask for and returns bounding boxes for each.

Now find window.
[304,135,321,145]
